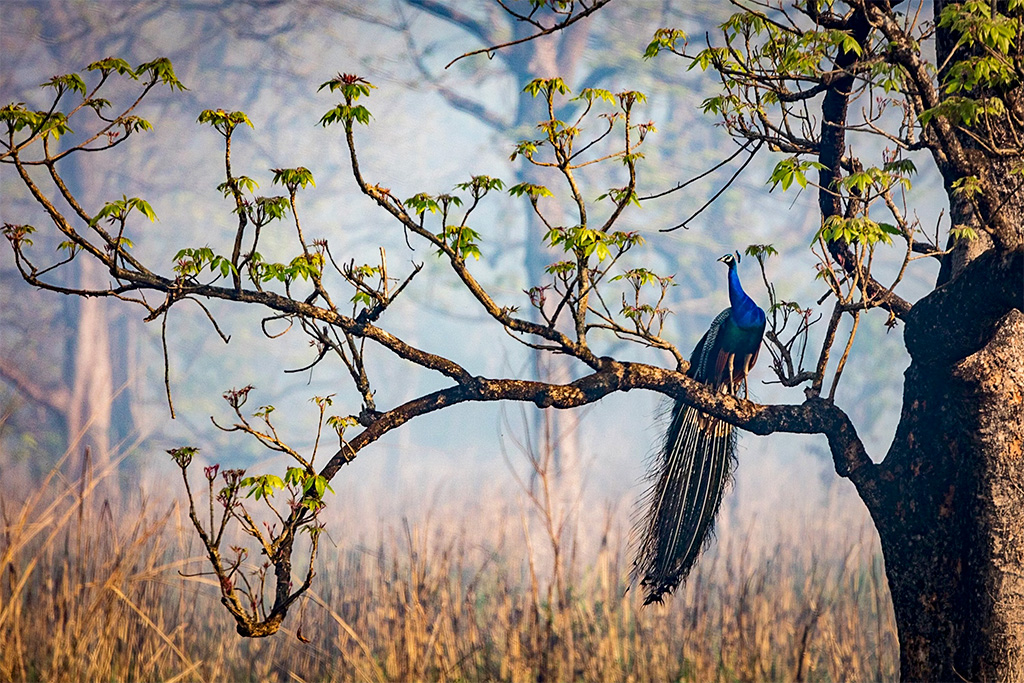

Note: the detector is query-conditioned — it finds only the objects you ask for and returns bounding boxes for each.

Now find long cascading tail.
[630,399,737,605]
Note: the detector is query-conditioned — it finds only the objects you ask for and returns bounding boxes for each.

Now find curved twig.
[441,0,614,69]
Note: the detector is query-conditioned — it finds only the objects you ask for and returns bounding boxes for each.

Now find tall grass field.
[1,447,897,682]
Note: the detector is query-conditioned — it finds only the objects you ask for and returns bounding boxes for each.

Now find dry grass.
[0,450,897,683]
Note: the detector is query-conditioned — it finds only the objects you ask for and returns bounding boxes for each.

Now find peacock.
[632,251,766,605]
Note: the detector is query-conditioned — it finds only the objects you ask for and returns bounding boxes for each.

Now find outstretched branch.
[316,358,878,497]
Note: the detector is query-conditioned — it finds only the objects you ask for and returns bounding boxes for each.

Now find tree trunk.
[863,0,1024,674]
[66,257,114,465]
[869,266,1024,680]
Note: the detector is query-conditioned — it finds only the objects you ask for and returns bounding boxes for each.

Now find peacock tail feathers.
[630,398,738,605]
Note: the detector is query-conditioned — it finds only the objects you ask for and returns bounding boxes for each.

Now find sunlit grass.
[0,448,897,682]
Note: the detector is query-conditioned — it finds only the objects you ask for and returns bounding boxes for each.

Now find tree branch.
[317,358,878,497]
[440,0,614,69]
[0,356,71,418]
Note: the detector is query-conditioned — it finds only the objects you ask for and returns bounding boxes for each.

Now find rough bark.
[870,263,1024,681]
[867,0,1024,673]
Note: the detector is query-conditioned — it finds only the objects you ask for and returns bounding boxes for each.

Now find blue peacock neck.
[727,263,765,330]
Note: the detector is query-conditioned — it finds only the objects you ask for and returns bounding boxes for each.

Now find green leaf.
[839,33,863,56]
[768,158,825,192]
[118,115,152,134]
[167,446,198,469]
[597,186,641,206]
[327,415,359,436]
[616,90,647,107]
[241,473,286,501]
[285,467,306,487]
[404,193,441,215]
[318,74,376,100]
[950,225,978,240]
[815,215,896,246]
[744,244,779,260]
[573,88,616,104]
[271,167,315,190]
[0,104,35,132]
[869,61,905,92]
[508,182,553,199]
[454,175,505,195]
[37,112,73,141]
[86,57,136,78]
[130,197,157,221]
[843,170,875,194]
[882,158,918,176]
[83,97,112,113]
[90,195,157,226]
[197,109,253,136]
[173,246,236,279]
[319,104,372,126]
[40,73,87,95]
[644,28,687,59]
[436,224,483,261]
[523,77,571,98]
[920,95,1005,127]
[951,175,983,198]
[0,106,76,140]
[135,57,187,91]
[510,139,541,162]
[2,223,36,246]
[254,404,275,419]
[545,260,576,275]
[56,240,81,255]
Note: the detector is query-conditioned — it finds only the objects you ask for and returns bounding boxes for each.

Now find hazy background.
[0,0,944,570]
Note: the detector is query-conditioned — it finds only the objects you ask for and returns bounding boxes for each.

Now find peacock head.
[717,251,741,269]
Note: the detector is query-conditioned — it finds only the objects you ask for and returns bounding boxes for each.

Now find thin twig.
[661,141,764,232]
[443,0,614,69]
[638,139,754,201]
[162,308,175,419]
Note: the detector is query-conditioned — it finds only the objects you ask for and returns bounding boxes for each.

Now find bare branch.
[315,358,878,498]
[0,356,71,417]
[441,0,614,69]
